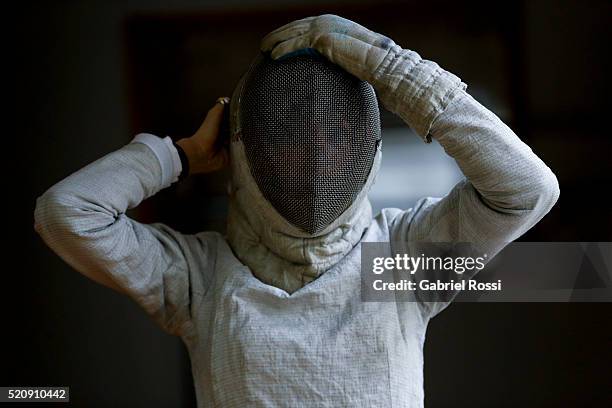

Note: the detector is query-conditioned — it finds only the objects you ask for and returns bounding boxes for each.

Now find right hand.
[176,97,230,175]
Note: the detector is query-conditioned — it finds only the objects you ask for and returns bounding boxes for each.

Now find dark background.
[7,0,611,407]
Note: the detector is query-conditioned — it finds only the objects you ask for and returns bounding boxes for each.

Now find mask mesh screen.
[239,54,380,234]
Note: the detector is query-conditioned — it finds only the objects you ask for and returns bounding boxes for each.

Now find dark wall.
[7,1,611,407]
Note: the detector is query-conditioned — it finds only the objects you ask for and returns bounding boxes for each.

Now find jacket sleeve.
[374,48,560,316]
[33,134,214,335]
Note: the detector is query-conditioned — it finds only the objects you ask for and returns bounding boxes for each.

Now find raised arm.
[34,136,181,293]
[396,88,559,253]
[261,14,559,255]
[34,100,229,334]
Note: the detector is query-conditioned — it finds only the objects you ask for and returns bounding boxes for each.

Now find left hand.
[260,14,397,83]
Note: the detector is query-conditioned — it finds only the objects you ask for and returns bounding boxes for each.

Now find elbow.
[33,189,76,240]
[545,168,561,209]
[525,166,560,215]
[34,190,59,237]
[34,187,116,242]
[481,165,560,216]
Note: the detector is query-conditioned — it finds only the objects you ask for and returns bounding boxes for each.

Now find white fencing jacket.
[34,47,559,407]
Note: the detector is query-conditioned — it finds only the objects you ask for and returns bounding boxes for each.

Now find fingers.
[202,97,228,134]
[321,15,381,45]
[322,34,391,78]
[261,17,313,51]
[185,97,231,174]
[193,97,229,152]
[270,36,312,60]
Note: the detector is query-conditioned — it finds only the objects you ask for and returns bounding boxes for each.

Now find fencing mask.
[229,52,381,236]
